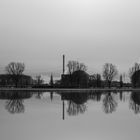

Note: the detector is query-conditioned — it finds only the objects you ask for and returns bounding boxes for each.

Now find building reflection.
[88,91,102,102]
[130,92,140,114]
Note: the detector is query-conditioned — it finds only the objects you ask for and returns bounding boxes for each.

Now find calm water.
[0,91,140,140]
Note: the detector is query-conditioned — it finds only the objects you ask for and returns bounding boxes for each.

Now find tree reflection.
[88,91,102,102]
[103,92,118,114]
[67,101,87,116]
[61,92,88,116]
[35,92,43,99]
[5,100,24,114]
[0,91,32,114]
[129,92,140,114]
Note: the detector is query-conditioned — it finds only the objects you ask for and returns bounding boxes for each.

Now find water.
[0,91,140,140]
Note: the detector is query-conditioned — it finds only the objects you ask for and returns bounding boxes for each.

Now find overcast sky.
[0,0,140,76]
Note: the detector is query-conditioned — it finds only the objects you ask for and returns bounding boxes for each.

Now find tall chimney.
[63,55,65,74]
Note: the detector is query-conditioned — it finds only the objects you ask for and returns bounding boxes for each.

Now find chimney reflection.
[50,92,54,101]
[63,100,65,120]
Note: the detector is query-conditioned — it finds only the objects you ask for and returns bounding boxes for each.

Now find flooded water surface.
[0,91,140,140]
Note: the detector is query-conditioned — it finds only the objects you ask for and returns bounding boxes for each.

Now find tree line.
[0,61,139,88]
[65,60,139,88]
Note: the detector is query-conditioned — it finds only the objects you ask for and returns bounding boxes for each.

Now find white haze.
[0,0,140,78]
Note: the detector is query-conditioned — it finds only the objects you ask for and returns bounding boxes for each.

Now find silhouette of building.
[0,74,33,87]
[61,55,89,88]
[88,74,102,88]
[61,70,89,88]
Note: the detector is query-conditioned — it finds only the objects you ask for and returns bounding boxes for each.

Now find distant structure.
[62,70,89,88]
[61,55,89,88]
[61,54,67,87]
[71,70,89,88]
[60,91,88,116]
[88,74,102,88]
[0,74,33,87]
[63,54,65,75]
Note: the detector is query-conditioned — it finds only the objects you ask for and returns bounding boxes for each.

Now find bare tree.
[5,62,25,87]
[129,63,140,78]
[5,62,25,75]
[78,62,87,71]
[35,75,44,85]
[67,60,87,75]
[102,63,118,88]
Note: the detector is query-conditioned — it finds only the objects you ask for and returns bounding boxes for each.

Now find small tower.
[49,74,54,88]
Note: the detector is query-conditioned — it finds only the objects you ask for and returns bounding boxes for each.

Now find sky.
[0,0,140,78]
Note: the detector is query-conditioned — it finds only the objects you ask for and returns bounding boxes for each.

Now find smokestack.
[63,55,65,74]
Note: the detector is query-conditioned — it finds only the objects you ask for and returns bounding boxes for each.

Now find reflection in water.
[60,91,103,117]
[5,100,24,114]
[35,92,54,101]
[67,101,87,116]
[50,92,54,101]
[103,92,118,114]
[0,91,140,140]
[130,92,140,114]
[0,91,32,100]
[0,91,32,114]
[60,91,119,117]
[60,92,88,117]
[119,91,123,101]
[63,100,65,120]
[88,91,102,102]
[35,92,43,99]
[0,90,138,117]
